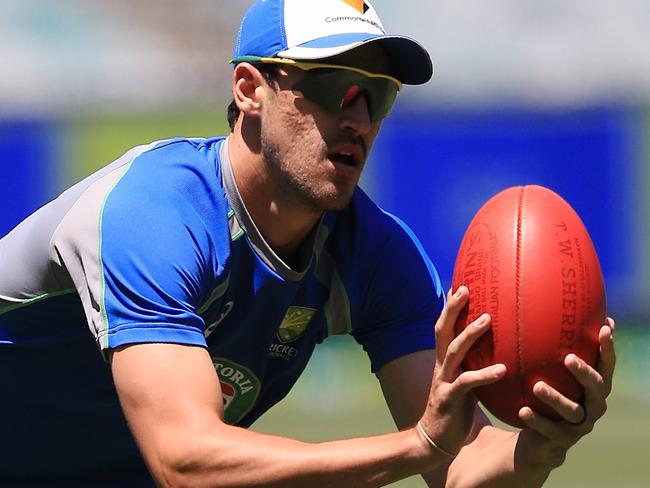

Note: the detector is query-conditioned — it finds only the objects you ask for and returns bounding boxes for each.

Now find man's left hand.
[515,317,616,468]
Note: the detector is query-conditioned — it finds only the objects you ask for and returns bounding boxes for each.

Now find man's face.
[258,44,392,212]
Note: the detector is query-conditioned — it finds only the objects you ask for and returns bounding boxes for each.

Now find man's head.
[227,0,432,212]
[228,0,433,130]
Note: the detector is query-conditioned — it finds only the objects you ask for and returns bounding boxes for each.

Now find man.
[0,0,615,486]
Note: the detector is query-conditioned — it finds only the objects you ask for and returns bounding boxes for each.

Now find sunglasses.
[232,56,402,122]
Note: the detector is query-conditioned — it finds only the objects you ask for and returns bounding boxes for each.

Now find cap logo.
[341,0,369,14]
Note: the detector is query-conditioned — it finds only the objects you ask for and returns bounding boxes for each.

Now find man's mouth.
[329,151,357,167]
[327,142,364,168]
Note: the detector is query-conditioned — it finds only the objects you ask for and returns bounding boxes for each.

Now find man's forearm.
[149,424,453,488]
[113,344,456,487]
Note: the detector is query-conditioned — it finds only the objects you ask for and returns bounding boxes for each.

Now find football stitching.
[516,186,525,412]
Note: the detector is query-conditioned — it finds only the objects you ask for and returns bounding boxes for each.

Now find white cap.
[232,0,433,85]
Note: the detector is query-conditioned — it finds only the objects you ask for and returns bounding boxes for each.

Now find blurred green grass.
[63,110,229,184]
[252,326,650,487]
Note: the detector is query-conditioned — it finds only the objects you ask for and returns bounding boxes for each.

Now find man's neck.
[226,134,322,265]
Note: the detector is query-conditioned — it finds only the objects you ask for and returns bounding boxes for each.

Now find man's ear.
[232,63,267,118]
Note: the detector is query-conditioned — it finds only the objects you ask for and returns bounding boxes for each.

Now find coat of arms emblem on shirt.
[276,307,317,343]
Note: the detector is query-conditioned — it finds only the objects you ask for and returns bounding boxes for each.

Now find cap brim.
[277,34,433,85]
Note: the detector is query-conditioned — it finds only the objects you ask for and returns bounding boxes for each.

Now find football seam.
[516,186,525,412]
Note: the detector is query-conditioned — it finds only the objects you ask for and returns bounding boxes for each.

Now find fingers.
[563,352,609,423]
[518,318,617,454]
[434,286,469,358]
[530,381,586,425]
[530,353,608,426]
[526,331,615,435]
[519,406,562,438]
[439,312,490,375]
[565,354,606,397]
[453,363,507,393]
[597,322,616,393]
[519,402,590,451]
[561,318,616,407]
[438,311,506,393]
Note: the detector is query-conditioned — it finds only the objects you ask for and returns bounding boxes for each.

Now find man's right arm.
[111,342,454,487]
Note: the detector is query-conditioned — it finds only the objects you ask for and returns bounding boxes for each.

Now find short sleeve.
[52,140,230,355]
[351,211,445,373]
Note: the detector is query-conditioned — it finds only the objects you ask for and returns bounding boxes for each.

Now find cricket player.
[0,0,615,486]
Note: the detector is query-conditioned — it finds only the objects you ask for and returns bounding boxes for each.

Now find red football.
[452,185,606,428]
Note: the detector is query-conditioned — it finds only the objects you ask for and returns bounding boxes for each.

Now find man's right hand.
[417,286,507,458]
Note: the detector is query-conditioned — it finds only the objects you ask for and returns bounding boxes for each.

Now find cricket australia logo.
[212,358,261,425]
[276,307,317,343]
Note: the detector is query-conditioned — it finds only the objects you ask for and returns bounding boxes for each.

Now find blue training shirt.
[0,136,444,484]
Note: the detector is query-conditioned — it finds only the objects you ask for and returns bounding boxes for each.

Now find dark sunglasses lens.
[368,79,398,121]
[293,70,397,121]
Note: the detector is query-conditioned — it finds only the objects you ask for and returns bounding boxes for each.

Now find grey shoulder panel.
[0,142,157,317]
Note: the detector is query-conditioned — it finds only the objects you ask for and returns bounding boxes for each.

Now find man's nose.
[339,88,372,135]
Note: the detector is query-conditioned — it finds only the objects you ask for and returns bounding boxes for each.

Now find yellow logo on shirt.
[277,307,317,343]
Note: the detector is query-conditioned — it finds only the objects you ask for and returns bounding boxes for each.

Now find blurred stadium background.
[1,0,648,485]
